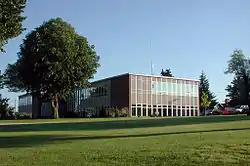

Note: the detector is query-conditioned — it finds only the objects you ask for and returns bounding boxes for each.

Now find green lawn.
[1,116,250,166]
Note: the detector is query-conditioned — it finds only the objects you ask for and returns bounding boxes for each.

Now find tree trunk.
[51,95,59,119]
[32,93,41,119]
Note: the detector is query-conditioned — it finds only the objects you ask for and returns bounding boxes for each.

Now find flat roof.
[91,73,199,84]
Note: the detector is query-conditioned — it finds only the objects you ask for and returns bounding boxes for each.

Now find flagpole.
[151,60,153,75]
[150,40,153,75]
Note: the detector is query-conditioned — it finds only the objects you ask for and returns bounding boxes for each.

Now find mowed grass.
[1,116,250,166]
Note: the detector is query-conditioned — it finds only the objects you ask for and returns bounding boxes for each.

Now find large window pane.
[182,83,185,96]
[173,83,176,95]
[132,108,136,116]
[168,82,172,94]
[177,83,181,96]
[162,82,167,93]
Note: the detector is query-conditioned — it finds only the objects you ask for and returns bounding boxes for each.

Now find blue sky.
[1,0,250,106]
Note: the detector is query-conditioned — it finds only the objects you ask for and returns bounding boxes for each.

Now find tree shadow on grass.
[0,116,250,132]
[1,127,250,149]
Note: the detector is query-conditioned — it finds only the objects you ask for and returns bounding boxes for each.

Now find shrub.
[119,107,129,117]
[105,108,117,118]
[15,112,32,119]
[0,97,16,120]
[105,107,130,118]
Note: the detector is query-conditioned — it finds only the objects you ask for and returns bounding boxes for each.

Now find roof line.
[128,73,200,82]
[90,73,130,83]
[91,73,199,83]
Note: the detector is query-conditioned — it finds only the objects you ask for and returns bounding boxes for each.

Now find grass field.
[1,116,250,166]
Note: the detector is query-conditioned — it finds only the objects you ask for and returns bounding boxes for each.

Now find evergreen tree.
[225,49,250,105]
[225,75,247,106]
[199,71,217,110]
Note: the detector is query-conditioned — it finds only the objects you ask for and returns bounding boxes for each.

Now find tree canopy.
[0,0,27,52]
[160,69,174,77]
[199,71,217,109]
[4,18,100,118]
[225,76,243,104]
[225,49,250,105]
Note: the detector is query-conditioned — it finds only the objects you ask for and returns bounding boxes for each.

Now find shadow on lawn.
[0,116,250,133]
[0,127,250,149]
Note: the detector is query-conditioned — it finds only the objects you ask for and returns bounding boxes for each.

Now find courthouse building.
[67,73,200,117]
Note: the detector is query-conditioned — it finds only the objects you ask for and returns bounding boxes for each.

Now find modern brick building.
[67,73,200,117]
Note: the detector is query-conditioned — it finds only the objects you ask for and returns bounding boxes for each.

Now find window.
[168,107,172,116]
[152,82,156,93]
[162,82,167,93]
[163,108,167,116]
[182,109,185,116]
[177,83,181,96]
[153,107,157,116]
[168,82,172,94]
[194,85,199,97]
[178,107,181,116]
[137,108,141,116]
[187,107,190,116]
[186,84,192,96]
[182,83,185,96]
[173,107,176,116]
[157,82,161,93]
[158,108,162,116]
[148,107,152,116]
[191,109,194,116]
[195,109,198,116]
[191,84,194,97]
[132,108,136,116]
[173,83,176,94]
[143,108,146,116]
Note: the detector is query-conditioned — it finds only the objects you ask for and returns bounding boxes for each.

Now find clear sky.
[1,0,250,106]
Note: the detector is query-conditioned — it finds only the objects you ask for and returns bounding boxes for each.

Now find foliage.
[3,63,26,92]
[0,71,3,89]
[0,0,27,52]
[200,92,211,111]
[14,112,32,119]
[4,18,100,119]
[160,69,174,77]
[0,97,15,119]
[225,75,246,106]
[199,71,217,109]
[225,49,250,105]
[105,107,129,118]
[225,50,250,75]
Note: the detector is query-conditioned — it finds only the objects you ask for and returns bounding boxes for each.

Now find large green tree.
[160,69,174,77]
[0,0,27,52]
[225,49,250,105]
[225,76,244,106]
[199,71,217,110]
[4,18,100,118]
